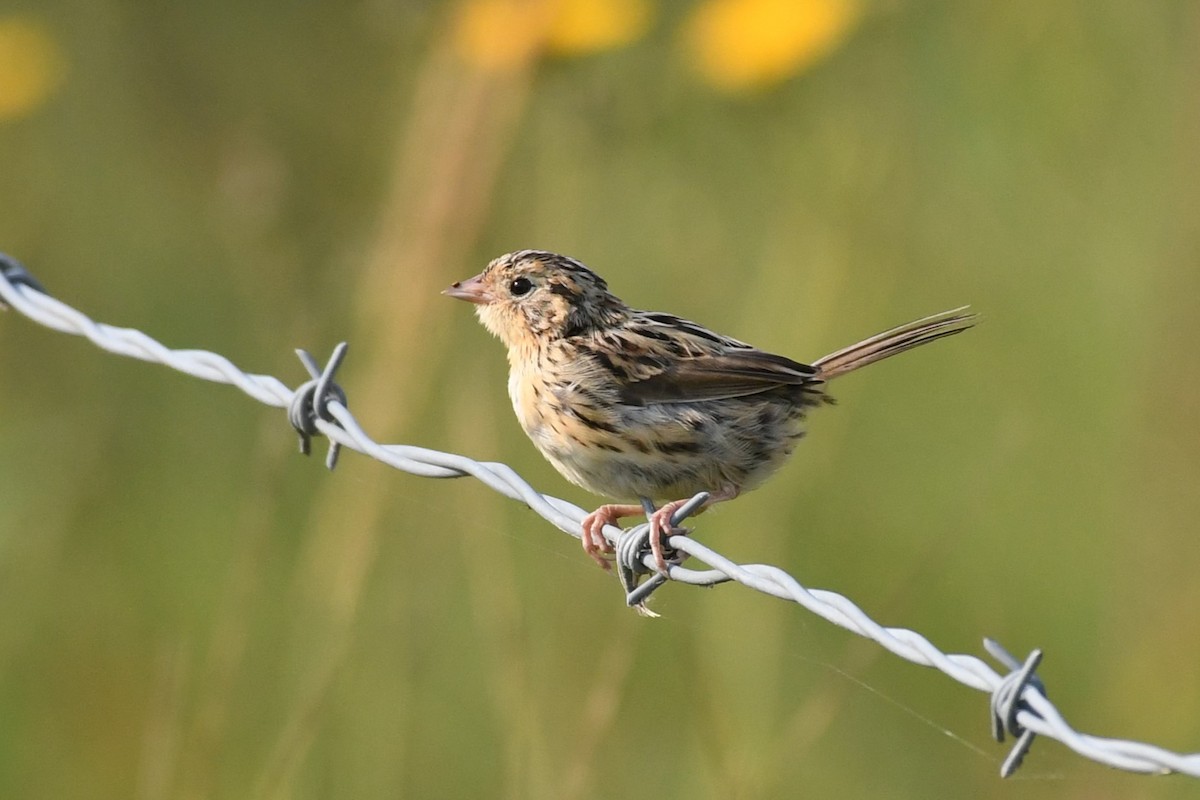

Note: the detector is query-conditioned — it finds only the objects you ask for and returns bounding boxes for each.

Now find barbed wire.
[2,253,1198,779]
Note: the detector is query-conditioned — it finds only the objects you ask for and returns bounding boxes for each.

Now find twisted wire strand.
[2,259,1198,779]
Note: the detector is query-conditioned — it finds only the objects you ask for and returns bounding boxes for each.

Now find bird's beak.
[442,273,493,305]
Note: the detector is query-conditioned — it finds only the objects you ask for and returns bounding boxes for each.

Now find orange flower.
[684,0,861,91]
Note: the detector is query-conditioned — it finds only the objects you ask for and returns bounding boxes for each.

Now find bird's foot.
[580,503,644,571]
[647,499,691,574]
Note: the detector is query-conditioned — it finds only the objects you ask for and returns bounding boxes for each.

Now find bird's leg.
[580,503,645,570]
[645,487,740,574]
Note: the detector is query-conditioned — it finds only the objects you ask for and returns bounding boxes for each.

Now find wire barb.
[984,638,1046,778]
[289,343,350,470]
[0,253,47,310]
[3,252,1200,780]
[615,492,710,613]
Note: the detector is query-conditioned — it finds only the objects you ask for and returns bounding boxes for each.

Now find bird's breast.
[505,346,814,501]
[509,358,614,453]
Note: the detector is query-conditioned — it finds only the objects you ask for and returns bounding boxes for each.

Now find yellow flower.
[545,0,650,57]
[453,0,650,72]
[684,0,861,91]
[0,16,67,120]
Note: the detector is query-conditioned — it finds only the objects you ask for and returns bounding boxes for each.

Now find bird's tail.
[812,306,978,380]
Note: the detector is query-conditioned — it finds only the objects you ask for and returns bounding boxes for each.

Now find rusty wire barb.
[2,252,1198,779]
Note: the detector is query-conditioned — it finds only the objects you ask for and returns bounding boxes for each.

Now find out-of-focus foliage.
[2,1,1199,799]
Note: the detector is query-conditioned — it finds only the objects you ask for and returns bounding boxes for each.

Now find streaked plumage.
[445,250,976,574]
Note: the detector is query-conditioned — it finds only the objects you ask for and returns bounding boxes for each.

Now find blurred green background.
[2,1,1199,797]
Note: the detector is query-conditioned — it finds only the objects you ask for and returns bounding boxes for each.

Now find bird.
[445,250,976,574]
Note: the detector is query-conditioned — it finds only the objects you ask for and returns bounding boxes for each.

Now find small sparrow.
[445,250,976,573]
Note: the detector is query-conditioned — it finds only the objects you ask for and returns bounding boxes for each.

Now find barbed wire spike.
[289,343,350,470]
[616,492,711,614]
[0,253,47,310]
[3,253,1200,780]
[984,638,1046,778]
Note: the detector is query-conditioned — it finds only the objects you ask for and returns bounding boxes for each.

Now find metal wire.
[2,253,1198,779]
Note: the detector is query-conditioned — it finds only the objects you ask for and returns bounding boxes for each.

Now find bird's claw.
[581,503,644,571]
[581,517,615,571]
[647,500,690,573]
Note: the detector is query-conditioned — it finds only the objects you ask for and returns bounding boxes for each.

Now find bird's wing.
[591,312,821,405]
[619,350,820,404]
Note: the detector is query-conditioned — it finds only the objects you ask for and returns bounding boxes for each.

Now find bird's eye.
[509,277,533,297]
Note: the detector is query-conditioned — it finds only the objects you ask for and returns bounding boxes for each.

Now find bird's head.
[444,250,626,350]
